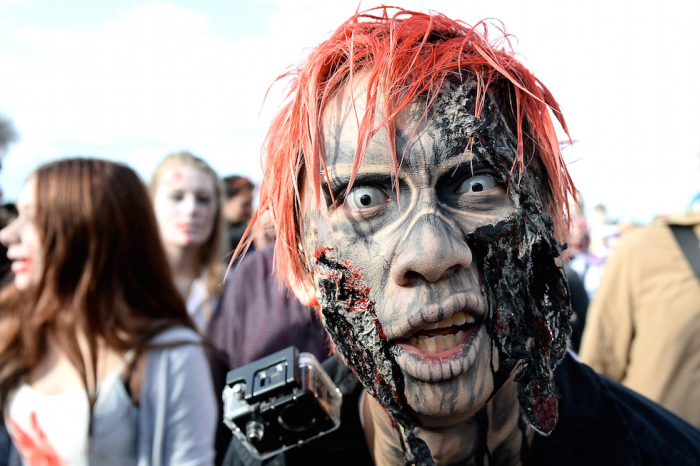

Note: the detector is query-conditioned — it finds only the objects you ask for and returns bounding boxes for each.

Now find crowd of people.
[0,5,699,466]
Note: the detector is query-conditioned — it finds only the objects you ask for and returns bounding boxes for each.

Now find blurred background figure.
[0,158,217,464]
[222,175,254,254]
[580,150,700,429]
[562,196,591,353]
[250,209,275,251]
[207,208,330,373]
[150,151,238,464]
[567,199,611,300]
[0,115,19,286]
[150,151,225,334]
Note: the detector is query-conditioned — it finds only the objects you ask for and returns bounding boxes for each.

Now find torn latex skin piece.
[304,78,572,465]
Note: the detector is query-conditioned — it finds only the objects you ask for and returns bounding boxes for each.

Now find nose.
[390,213,473,286]
[0,219,17,247]
[181,194,197,215]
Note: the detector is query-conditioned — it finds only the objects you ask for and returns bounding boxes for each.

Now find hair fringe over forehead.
[246,6,576,289]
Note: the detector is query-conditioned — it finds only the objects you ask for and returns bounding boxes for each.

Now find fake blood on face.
[312,246,430,461]
[468,193,571,436]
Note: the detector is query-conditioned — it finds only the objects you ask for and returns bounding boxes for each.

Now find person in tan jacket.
[579,213,700,428]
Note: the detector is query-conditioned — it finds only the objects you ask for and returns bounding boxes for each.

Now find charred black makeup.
[305,77,572,464]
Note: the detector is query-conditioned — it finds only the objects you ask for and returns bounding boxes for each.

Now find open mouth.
[397,311,481,356]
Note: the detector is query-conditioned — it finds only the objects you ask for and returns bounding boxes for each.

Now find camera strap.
[670,225,700,283]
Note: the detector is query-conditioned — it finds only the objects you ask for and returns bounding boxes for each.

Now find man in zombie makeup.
[224,7,700,466]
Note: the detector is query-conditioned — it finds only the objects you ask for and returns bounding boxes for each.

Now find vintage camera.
[222,346,342,460]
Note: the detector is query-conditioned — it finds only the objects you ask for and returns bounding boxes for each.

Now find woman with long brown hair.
[0,158,217,464]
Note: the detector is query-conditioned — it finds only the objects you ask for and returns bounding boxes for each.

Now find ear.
[287,268,318,307]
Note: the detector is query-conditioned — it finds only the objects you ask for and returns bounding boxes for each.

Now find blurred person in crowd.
[250,210,276,251]
[560,195,590,353]
[587,203,618,262]
[223,7,700,465]
[0,115,19,202]
[0,158,217,464]
[581,169,700,429]
[150,151,226,334]
[150,151,233,464]
[0,205,17,286]
[208,208,330,372]
[566,204,608,299]
[222,175,254,253]
[0,116,19,286]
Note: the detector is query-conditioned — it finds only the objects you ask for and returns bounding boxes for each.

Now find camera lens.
[246,420,265,442]
[278,403,316,432]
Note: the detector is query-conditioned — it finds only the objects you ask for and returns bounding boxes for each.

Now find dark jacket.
[223,353,700,465]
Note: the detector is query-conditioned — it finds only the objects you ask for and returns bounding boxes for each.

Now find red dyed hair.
[246,6,575,289]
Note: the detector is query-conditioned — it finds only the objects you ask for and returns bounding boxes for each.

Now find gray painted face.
[299,75,571,462]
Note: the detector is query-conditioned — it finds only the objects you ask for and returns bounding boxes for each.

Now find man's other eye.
[169,192,185,201]
[456,174,498,194]
[344,186,389,210]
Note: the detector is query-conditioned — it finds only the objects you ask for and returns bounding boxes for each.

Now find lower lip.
[11,261,32,274]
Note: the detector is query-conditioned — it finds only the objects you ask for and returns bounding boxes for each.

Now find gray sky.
[1,0,699,223]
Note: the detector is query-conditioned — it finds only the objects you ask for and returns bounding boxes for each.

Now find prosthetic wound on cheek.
[467,193,572,436]
[313,246,435,466]
[433,77,572,435]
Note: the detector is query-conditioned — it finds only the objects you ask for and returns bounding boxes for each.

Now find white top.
[186,271,222,332]
[6,328,217,466]
[6,355,138,466]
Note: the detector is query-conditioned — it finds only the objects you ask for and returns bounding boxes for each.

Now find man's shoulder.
[530,353,700,464]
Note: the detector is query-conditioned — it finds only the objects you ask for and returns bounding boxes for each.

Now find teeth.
[437,319,451,328]
[405,312,478,354]
[424,311,475,331]
[452,313,466,326]
[434,335,445,350]
[408,329,469,354]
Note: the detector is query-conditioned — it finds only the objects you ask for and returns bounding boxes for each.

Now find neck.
[366,375,533,466]
[164,243,202,300]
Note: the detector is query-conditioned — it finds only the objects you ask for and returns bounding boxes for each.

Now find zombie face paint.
[298,74,571,461]
[153,166,217,250]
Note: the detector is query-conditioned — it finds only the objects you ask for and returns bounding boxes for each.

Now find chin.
[403,359,496,428]
[14,277,36,292]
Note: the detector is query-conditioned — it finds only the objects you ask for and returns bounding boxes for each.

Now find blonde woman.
[150,151,225,333]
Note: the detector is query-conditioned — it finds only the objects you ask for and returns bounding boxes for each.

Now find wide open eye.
[344,186,389,210]
[455,174,499,194]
